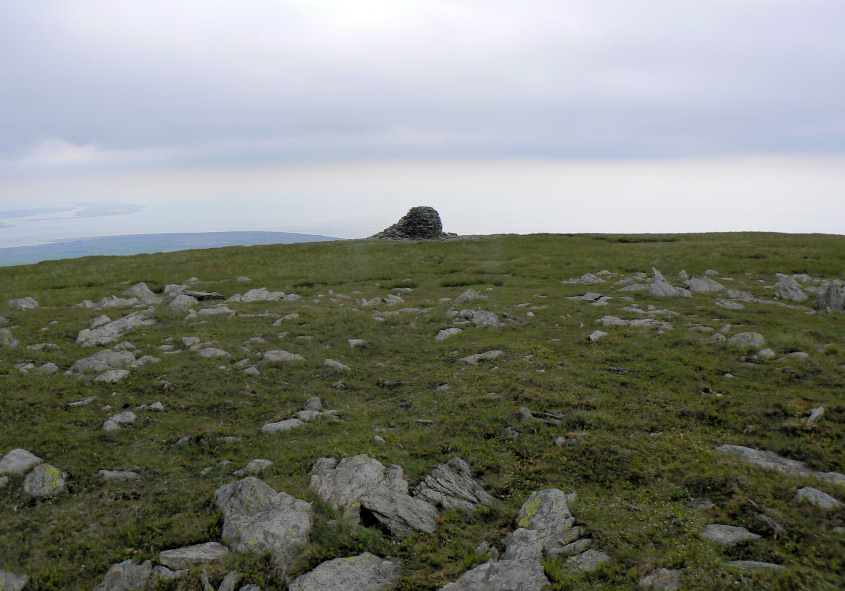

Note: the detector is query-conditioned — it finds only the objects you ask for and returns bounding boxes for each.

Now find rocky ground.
[0,232,843,590]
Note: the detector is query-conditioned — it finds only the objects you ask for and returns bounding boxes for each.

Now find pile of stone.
[371,206,455,240]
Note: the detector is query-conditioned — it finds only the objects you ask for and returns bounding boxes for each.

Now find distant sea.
[0,231,341,267]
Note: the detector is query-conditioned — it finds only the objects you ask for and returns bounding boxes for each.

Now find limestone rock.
[501,528,543,561]
[0,448,43,475]
[123,282,160,304]
[214,477,314,567]
[566,549,609,572]
[71,349,136,373]
[0,570,29,591]
[99,470,141,481]
[700,524,760,546]
[515,489,577,556]
[159,542,231,570]
[77,308,155,346]
[168,294,198,311]
[197,347,230,359]
[562,273,605,285]
[727,332,766,350]
[648,269,691,298]
[688,276,725,293]
[436,328,463,341]
[716,444,844,485]
[262,418,304,433]
[261,349,306,364]
[455,288,488,303]
[95,369,130,383]
[459,350,503,365]
[724,560,784,573]
[774,275,808,302]
[0,328,18,348]
[103,410,136,432]
[234,459,274,476]
[414,457,495,512]
[589,330,607,342]
[372,206,451,240]
[93,559,152,591]
[816,280,844,312]
[288,552,401,591]
[639,568,681,590]
[324,358,351,371]
[22,463,67,497]
[794,487,842,510]
[8,296,39,310]
[439,559,549,591]
[804,407,825,427]
[310,455,439,535]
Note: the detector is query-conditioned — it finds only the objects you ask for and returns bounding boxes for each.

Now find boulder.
[22,463,67,497]
[716,444,844,485]
[103,411,136,432]
[648,269,691,298]
[459,350,503,365]
[168,294,198,311]
[0,570,29,591]
[514,489,578,556]
[700,524,760,546]
[123,282,160,304]
[774,275,808,302]
[262,418,304,434]
[0,328,18,348]
[71,349,136,373]
[159,542,231,570]
[439,559,549,591]
[815,280,844,312]
[214,477,314,567]
[77,308,156,346]
[413,457,495,512]
[99,470,141,481]
[371,206,452,240]
[288,553,401,591]
[93,559,152,591]
[310,455,439,535]
[727,332,766,350]
[324,358,351,371]
[565,548,610,572]
[436,328,462,341]
[261,350,306,364]
[639,568,681,590]
[688,276,725,293]
[794,487,842,510]
[95,369,130,383]
[196,347,230,359]
[8,297,39,310]
[0,448,43,475]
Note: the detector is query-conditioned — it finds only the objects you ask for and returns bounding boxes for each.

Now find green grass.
[0,232,843,590]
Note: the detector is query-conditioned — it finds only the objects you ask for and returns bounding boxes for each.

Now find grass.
[0,232,843,590]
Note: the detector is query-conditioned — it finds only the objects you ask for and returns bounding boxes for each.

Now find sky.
[1,1,844,247]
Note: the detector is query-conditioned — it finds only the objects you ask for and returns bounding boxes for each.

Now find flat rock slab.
[261,349,306,364]
[196,347,229,358]
[794,487,842,510]
[289,552,401,591]
[414,456,495,512]
[95,369,130,383]
[262,418,304,434]
[77,308,155,347]
[214,477,313,568]
[716,444,844,485]
[439,559,549,591]
[93,559,152,591]
[310,455,439,536]
[700,524,760,547]
[0,570,29,591]
[724,560,784,573]
[71,349,136,373]
[566,549,610,572]
[639,568,681,590]
[726,332,766,350]
[0,448,43,475]
[99,470,141,481]
[159,542,231,570]
[8,296,39,309]
[459,350,503,365]
[22,463,66,497]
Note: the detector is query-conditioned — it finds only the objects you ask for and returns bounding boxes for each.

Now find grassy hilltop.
[0,232,843,590]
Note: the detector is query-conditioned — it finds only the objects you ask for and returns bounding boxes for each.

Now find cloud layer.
[2,1,844,169]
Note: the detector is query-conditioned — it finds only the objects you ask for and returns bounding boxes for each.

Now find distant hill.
[0,231,341,266]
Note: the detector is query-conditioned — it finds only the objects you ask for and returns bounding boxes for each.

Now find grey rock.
[372,206,451,240]
[515,489,578,556]
[589,330,607,342]
[197,347,229,359]
[68,395,97,407]
[688,276,725,293]
[414,456,495,512]
[310,455,439,535]
[261,349,306,364]
[93,560,152,591]
[678,270,689,280]
[22,463,67,497]
[159,542,231,570]
[0,476,7,488]
[756,348,776,359]
[716,444,845,485]
[168,294,198,310]
[436,328,463,341]
[91,315,113,328]
[123,282,160,304]
[0,327,19,348]
[700,524,760,546]
[715,299,744,310]
[197,304,234,316]
[238,586,261,591]
[9,296,39,310]
[727,332,766,350]
[815,280,844,312]
[214,477,314,567]
[501,528,543,561]
[439,559,549,591]
[95,295,140,309]
[289,552,401,591]
[218,571,242,591]
[131,356,161,368]
[753,513,785,536]
[0,448,43,475]
[324,358,351,371]
[459,350,503,365]
[562,273,605,285]
[774,275,808,302]
[794,487,842,510]
[304,396,323,412]
[554,537,592,557]
[565,549,610,572]
[234,459,274,476]
[243,366,260,376]
[455,288,488,303]
[99,470,141,481]
[71,349,136,373]
[262,418,304,433]
[77,308,156,346]
[95,369,130,383]
[348,338,368,348]
[38,362,59,374]
[0,570,28,591]
[639,568,681,590]
[103,410,136,432]
[724,561,784,573]
[648,269,691,298]
[805,406,825,427]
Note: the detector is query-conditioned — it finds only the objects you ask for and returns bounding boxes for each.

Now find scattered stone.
[71,349,136,373]
[95,369,130,383]
[716,444,844,485]
[93,559,152,591]
[168,294,198,311]
[815,280,844,312]
[727,332,766,350]
[414,457,495,512]
[638,568,681,590]
[459,350,503,365]
[565,549,610,572]
[99,470,141,481]
[715,299,744,310]
[804,407,825,427]
[197,347,230,359]
[794,487,842,510]
[372,206,452,240]
[123,282,160,304]
[0,570,28,591]
[0,476,8,488]
[310,455,439,535]
[774,275,808,303]
[37,362,59,374]
[234,459,274,476]
[214,477,314,567]
[8,296,39,310]
[131,356,161,368]
[68,395,97,407]
[781,351,809,361]
[439,559,549,591]
[324,358,351,371]
[0,448,43,475]
[753,513,785,536]
[77,308,156,346]
[197,304,234,316]
[688,276,725,293]
[22,463,67,497]
[436,328,463,341]
[678,270,689,280]
[455,288,488,303]
[348,338,368,348]
[756,348,776,359]
[243,366,260,376]
[589,330,607,342]
[596,316,673,331]
[90,315,112,329]
[0,328,19,348]
[103,410,136,432]
[261,349,306,364]
[648,269,692,298]
[562,273,605,285]
[159,542,231,570]
[724,561,784,573]
[288,552,401,591]
[700,524,760,546]
[262,418,304,434]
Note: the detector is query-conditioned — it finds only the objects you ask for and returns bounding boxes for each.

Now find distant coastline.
[0,231,341,266]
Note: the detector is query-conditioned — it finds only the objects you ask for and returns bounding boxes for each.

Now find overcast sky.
[1,1,844,245]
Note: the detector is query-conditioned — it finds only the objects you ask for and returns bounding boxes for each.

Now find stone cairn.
[371,206,455,240]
